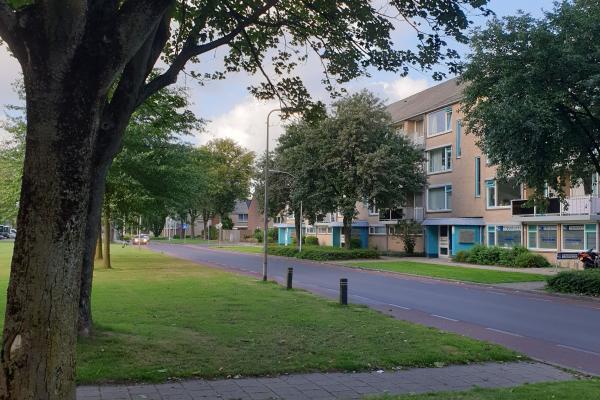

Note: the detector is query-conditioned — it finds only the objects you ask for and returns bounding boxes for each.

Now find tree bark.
[95,220,103,260]
[343,215,352,249]
[294,208,301,250]
[190,213,196,238]
[103,209,112,269]
[0,77,102,399]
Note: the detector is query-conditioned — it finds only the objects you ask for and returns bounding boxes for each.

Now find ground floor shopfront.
[423,217,600,268]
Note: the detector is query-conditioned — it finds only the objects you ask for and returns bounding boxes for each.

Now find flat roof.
[386,77,466,123]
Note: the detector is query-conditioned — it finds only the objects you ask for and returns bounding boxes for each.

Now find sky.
[0,0,554,154]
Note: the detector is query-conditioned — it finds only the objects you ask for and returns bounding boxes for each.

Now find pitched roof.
[233,200,250,214]
[386,77,466,123]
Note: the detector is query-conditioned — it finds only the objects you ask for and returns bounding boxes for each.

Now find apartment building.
[388,78,600,266]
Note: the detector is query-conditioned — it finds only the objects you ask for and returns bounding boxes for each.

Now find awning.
[274,224,295,228]
[422,218,485,226]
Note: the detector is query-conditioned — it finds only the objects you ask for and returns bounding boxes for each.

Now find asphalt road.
[150,242,600,376]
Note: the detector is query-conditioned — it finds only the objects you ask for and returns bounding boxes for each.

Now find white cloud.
[197,97,288,156]
[372,76,430,103]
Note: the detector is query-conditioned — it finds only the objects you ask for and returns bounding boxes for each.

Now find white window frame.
[426,144,452,175]
[426,107,453,137]
[368,226,386,235]
[368,203,379,216]
[562,224,597,251]
[485,179,520,210]
[238,213,248,222]
[317,226,331,234]
[487,225,522,248]
[527,224,558,251]
[305,226,316,234]
[427,184,452,212]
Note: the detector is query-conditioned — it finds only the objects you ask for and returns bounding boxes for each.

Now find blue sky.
[0,1,555,152]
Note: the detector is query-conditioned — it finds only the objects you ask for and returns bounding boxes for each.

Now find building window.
[238,213,248,222]
[368,203,378,216]
[427,108,452,137]
[305,226,316,234]
[317,226,331,234]
[486,179,520,208]
[562,224,596,251]
[369,226,386,235]
[428,185,452,211]
[528,225,557,250]
[475,157,481,198]
[487,225,522,248]
[456,120,462,158]
[427,146,452,174]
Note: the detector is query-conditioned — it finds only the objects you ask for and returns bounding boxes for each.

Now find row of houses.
[176,78,598,268]
[272,78,600,268]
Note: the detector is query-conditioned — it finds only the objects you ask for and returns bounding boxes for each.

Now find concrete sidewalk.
[77,361,574,400]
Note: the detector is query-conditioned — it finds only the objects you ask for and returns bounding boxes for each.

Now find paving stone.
[78,362,576,400]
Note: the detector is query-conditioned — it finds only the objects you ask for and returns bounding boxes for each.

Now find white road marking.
[431,314,459,322]
[556,344,600,357]
[388,303,411,310]
[487,291,507,296]
[486,328,523,337]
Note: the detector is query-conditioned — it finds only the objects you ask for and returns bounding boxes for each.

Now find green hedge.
[268,245,378,261]
[305,236,319,246]
[452,245,550,268]
[547,270,600,296]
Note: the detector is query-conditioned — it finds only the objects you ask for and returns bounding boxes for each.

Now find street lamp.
[269,169,303,253]
[263,107,298,282]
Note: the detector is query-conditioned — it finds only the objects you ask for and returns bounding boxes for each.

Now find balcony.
[512,196,600,221]
[379,207,424,223]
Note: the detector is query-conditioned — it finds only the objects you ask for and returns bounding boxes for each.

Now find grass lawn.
[0,242,518,384]
[371,379,600,400]
[215,244,263,254]
[347,261,547,284]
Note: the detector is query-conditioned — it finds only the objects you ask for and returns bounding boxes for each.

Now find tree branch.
[114,0,172,66]
[137,0,279,106]
[0,0,25,62]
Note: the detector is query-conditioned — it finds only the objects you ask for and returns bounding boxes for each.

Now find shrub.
[347,237,362,249]
[268,228,278,242]
[305,236,319,246]
[391,220,421,255]
[254,228,263,243]
[268,245,378,261]
[514,252,551,268]
[221,216,234,230]
[209,226,218,240]
[547,270,600,296]
[453,250,469,263]
[498,245,528,267]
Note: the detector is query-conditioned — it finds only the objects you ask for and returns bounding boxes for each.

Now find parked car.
[132,235,149,245]
[0,226,10,239]
[8,229,16,239]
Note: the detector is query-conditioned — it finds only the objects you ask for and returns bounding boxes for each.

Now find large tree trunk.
[294,208,301,250]
[343,215,352,249]
[0,78,102,399]
[95,220,103,260]
[103,208,112,269]
[190,213,197,238]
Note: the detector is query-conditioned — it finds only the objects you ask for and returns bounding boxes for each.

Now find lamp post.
[263,108,298,282]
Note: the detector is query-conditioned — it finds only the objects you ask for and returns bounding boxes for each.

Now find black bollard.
[287,267,293,289]
[339,278,348,305]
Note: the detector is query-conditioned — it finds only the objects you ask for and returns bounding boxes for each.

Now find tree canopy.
[461,0,600,197]
[269,91,426,247]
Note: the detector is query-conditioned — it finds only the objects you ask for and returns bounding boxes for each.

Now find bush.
[347,237,362,249]
[305,236,319,246]
[453,245,539,268]
[547,270,600,296]
[453,250,469,263]
[268,228,278,242]
[514,252,551,268]
[254,228,263,243]
[268,245,378,261]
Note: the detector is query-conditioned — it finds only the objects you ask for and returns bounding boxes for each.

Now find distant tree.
[203,138,254,219]
[462,0,600,199]
[0,116,24,226]
[280,92,426,248]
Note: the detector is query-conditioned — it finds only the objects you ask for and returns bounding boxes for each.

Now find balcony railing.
[512,196,600,217]
[378,207,424,222]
